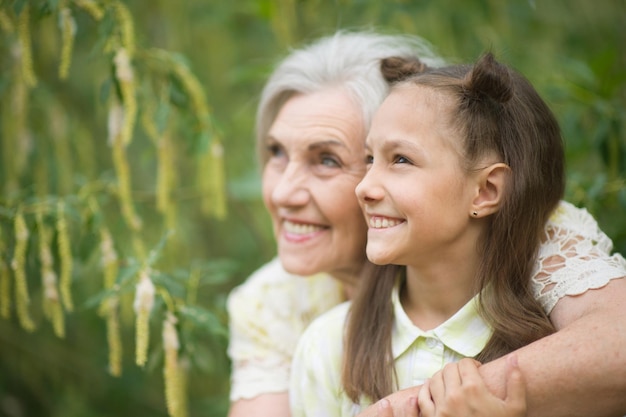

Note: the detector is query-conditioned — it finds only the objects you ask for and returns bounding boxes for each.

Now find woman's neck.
[329,264,363,301]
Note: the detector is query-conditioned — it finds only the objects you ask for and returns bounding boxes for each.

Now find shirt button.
[425,337,440,349]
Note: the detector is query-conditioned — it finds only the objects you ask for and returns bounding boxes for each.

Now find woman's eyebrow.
[308,140,347,151]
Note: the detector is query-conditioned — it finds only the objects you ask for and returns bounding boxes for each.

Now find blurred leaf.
[178,305,228,339]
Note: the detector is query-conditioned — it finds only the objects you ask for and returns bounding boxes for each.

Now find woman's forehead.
[268,90,366,147]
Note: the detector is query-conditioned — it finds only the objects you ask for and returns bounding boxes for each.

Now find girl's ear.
[470,163,510,218]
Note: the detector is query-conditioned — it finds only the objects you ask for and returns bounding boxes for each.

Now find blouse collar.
[391,276,492,359]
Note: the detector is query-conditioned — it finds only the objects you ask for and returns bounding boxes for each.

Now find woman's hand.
[418,356,526,417]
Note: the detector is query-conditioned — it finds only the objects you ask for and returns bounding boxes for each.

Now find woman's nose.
[271,162,310,208]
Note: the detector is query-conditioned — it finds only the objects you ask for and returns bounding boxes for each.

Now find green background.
[0,1,624,416]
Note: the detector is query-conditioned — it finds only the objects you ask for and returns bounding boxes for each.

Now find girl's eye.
[394,155,411,164]
[364,154,373,164]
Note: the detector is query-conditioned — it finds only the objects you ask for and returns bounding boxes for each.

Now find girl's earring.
[472,211,478,217]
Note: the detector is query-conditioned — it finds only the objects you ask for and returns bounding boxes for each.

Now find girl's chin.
[366,250,395,266]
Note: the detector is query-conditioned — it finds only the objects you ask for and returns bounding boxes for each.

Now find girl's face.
[356,85,480,268]
[262,89,368,283]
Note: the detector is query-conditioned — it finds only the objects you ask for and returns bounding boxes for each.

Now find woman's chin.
[279,256,319,277]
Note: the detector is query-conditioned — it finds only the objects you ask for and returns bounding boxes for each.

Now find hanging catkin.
[11,208,35,331]
[0,9,14,33]
[97,223,123,376]
[112,1,135,56]
[133,268,155,367]
[112,1,137,149]
[56,201,74,312]
[58,5,76,80]
[72,0,104,21]
[163,311,187,417]
[100,227,119,289]
[36,210,65,338]
[197,140,226,220]
[4,37,30,197]
[0,226,11,319]
[108,102,142,231]
[104,296,123,376]
[141,105,175,227]
[17,4,36,87]
[165,52,226,219]
[113,48,137,147]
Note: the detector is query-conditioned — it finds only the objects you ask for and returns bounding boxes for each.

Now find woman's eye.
[364,155,373,164]
[320,154,340,167]
[266,144,284,158]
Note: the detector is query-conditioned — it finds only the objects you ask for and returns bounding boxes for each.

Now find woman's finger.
[417,379,435,417]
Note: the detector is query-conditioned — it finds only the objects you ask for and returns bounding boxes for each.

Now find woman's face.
[262,89,368,283]
[356,86,479,268]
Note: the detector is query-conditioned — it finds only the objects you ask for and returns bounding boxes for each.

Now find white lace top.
[227,200,626,401]
[532,201,626,312]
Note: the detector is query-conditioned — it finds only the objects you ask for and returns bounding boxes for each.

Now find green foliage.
[0,1,624,417]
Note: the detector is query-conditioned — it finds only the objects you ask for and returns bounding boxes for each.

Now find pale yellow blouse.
[227,200,626,401]
[290,285,490,416]
[227,258,345,400]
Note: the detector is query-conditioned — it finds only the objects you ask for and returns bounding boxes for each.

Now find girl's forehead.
[369,84,463,154]
[392,83,453,107]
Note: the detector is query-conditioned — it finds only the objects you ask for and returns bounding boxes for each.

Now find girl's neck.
[401,260,479,331]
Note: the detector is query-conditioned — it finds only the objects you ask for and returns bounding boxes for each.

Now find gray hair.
[255,30,446,163]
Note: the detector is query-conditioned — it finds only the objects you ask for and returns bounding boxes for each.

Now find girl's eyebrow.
[367,138,423,154]
[382,138,422,153]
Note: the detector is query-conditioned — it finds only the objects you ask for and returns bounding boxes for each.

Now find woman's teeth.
[284,220,324,234]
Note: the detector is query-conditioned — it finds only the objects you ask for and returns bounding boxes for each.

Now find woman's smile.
[282,219,327,242]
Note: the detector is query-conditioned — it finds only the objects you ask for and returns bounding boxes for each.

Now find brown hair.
[342,53,564,402]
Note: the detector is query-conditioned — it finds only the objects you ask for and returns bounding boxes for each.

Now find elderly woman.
[227,31,626,417]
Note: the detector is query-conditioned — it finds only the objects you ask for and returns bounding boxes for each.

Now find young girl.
[289,52,564,416]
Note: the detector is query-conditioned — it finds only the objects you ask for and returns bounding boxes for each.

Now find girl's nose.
[355,167,384,204]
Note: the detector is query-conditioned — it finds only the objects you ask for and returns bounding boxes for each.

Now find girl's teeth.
[370,217,402,229]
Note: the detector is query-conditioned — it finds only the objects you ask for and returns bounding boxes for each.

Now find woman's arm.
[358,277,626,417]
[478,276,626,417]
[228,393,290,417]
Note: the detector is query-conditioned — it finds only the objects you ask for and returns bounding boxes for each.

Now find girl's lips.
[368,215,405,229]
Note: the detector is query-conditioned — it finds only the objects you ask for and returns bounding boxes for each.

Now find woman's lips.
[281,219,327,242]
